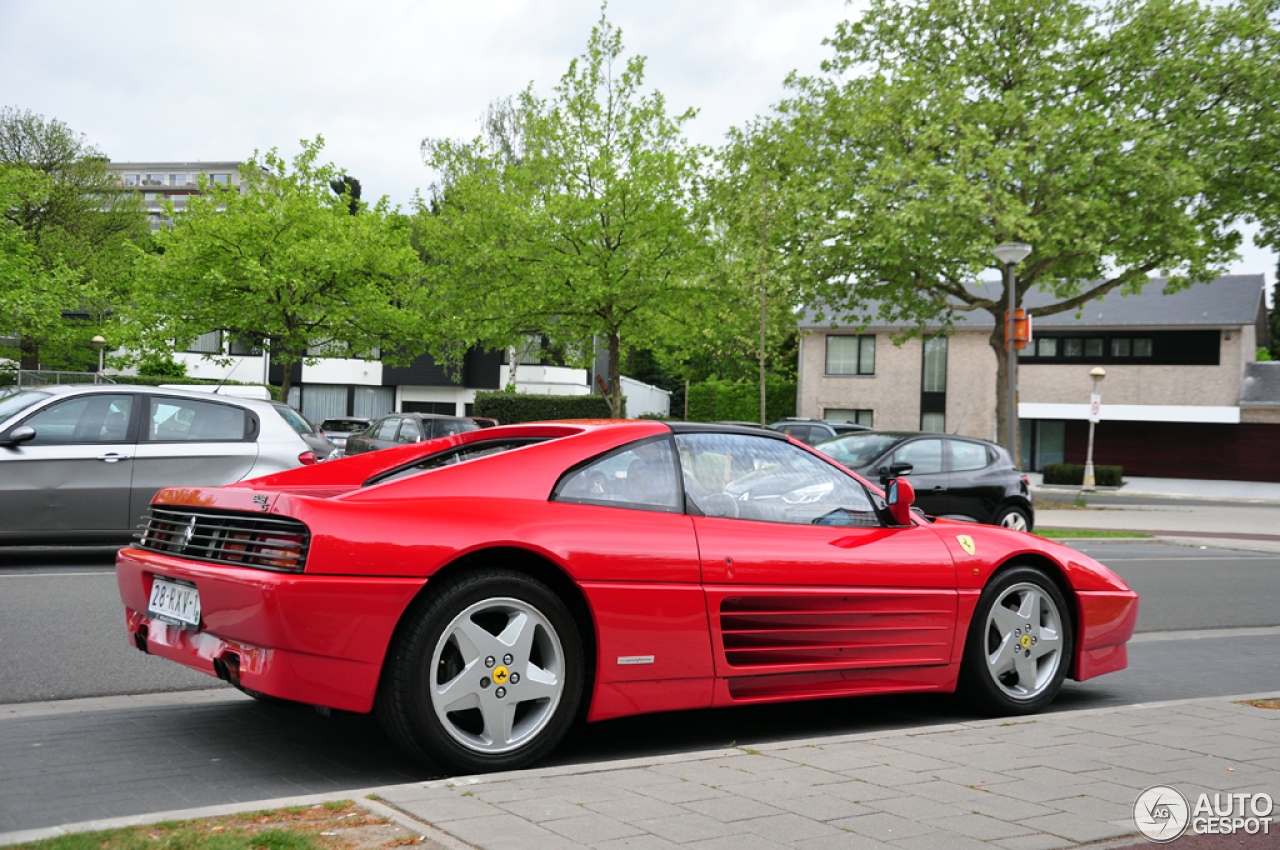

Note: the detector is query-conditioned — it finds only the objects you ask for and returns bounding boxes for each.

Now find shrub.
[137,355,188,378]
[1042,462,1124,487]
[685,376,796,423]
[473,391,613,424]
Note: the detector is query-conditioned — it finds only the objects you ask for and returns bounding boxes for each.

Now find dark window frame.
[824,334,876,376]
[1018,330,1218,366]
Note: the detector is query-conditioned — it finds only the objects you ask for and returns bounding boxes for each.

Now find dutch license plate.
[147,577,201,628]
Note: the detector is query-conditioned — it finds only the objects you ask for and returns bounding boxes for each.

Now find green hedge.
[686,377,796,423]
[1042,462,1124,487]
[473,391,613,424]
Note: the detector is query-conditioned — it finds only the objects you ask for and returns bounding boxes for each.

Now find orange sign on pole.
[1005,309,1032,350]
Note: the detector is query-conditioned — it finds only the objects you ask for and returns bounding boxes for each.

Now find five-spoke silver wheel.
[430,597,565,755]
[960,566,1073,715]
[983,582,1063,700]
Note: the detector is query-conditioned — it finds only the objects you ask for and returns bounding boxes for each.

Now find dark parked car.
[318,417,372,451]
[815,431,1034,531]
[344,413,480,456]
[769,417,873,446]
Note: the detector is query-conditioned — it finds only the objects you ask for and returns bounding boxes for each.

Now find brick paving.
[3,693,1279,848]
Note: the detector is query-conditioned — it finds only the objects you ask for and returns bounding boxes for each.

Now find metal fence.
[9,370,116,388]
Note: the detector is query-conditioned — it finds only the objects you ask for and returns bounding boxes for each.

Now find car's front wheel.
[959,566,1073,715]
[377,568,584,774]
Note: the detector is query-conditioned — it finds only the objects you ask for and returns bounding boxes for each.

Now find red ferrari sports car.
[117,420,1138,774]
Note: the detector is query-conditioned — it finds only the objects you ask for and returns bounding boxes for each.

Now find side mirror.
[879,462,913,486]
[886,477,916,526]
[1,425,36,447]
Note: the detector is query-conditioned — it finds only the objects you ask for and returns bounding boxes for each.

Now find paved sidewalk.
[5,692,1279,850]
[1028,473,1280,503]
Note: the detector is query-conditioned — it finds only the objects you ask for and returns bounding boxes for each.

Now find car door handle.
[931,485,945,491]
[98,452,131,463]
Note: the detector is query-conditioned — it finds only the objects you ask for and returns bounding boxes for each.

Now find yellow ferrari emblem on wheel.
[957,535,976,556]
[1021,634,1032,649]
[493,666,509,684]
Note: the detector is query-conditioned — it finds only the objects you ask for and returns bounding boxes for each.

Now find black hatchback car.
[814,431,1034,531]
[344,413,480,456]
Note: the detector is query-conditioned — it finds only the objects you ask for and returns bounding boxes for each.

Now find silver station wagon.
[0,385,334,544]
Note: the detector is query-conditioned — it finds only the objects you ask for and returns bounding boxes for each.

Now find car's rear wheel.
[959,566,1072,715]
[377,568,584,774]
[994,505,1032,532]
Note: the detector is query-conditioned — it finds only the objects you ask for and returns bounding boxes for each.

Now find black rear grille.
[137,507,310,572]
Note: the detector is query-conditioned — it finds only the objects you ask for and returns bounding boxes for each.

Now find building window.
[920,335,947,432]
[228,335,261,356]
[169,173,189,186]
[824,408,873,427]
[1018,332,1215,365]
[186,330,222,354]
[122,173,140,186]
[825,335,875,375]
[144,173,166,186]
[209,172,232,184]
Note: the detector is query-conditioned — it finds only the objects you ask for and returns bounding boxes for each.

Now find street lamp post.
[1083,366,1106,489]
[90,335,107,381]
[991,242,1032,459]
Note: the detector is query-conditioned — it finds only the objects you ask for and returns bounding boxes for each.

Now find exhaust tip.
[214,652,242,686]
[133,626,149,654]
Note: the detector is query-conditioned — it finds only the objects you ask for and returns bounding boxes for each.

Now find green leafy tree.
[771,0,1279,453]
[416,11,708,417]
[0,107,147,369]
[129,138,424,399]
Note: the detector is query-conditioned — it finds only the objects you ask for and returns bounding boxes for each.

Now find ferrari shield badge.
[957,534,976,556]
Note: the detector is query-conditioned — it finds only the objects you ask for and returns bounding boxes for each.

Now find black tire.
[958,565,1073,715]
[376,567,584,774]
[993,504,1033,533]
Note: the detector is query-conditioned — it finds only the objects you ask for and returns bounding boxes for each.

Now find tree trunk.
[988,322,1020,464]
[759,271,767,426]
[607,331,623,418]
[280,360,294,406]
[19,339,39,371]
[507,344,519,390]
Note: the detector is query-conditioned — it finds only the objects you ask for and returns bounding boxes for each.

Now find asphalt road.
[1,540,1278,834]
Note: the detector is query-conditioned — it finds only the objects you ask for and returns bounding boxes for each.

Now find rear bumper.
[117,546,426,712]
[1073,589,1140,681]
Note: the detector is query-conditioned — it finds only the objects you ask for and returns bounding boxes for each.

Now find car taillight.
[1021,475,1030,487]
[298,451,318,465]
[256,533,305,569]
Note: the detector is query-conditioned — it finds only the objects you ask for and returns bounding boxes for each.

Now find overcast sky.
[2,0,1273,290]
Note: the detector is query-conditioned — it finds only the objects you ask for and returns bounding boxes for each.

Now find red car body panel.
[117,419,1138,732]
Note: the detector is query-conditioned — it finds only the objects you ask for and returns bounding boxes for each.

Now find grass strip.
[8,800,426,850]
[1034,528,1153,539]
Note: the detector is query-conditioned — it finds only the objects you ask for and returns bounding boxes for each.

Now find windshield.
[320,419,366,432]
[0,390,52,423]
[814,433,901,468]
[273,405,317,435]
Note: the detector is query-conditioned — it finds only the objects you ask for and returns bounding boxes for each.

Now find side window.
[780,424,811,444]
[436,419,471,437]
[676,433,878,527]
[553,438,681,512]
[890,439,944,475]
[24,395,134,444]
[949,439,989,472]
[149,398,246,441]
[398,418,422,442]
[375,418,400,441]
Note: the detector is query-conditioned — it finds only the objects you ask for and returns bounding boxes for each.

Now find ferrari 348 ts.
[116,421,1138,774]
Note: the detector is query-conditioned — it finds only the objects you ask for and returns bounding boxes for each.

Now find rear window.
[320,419,367,432]
[273,405,317,436]
[365,437,550,486]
